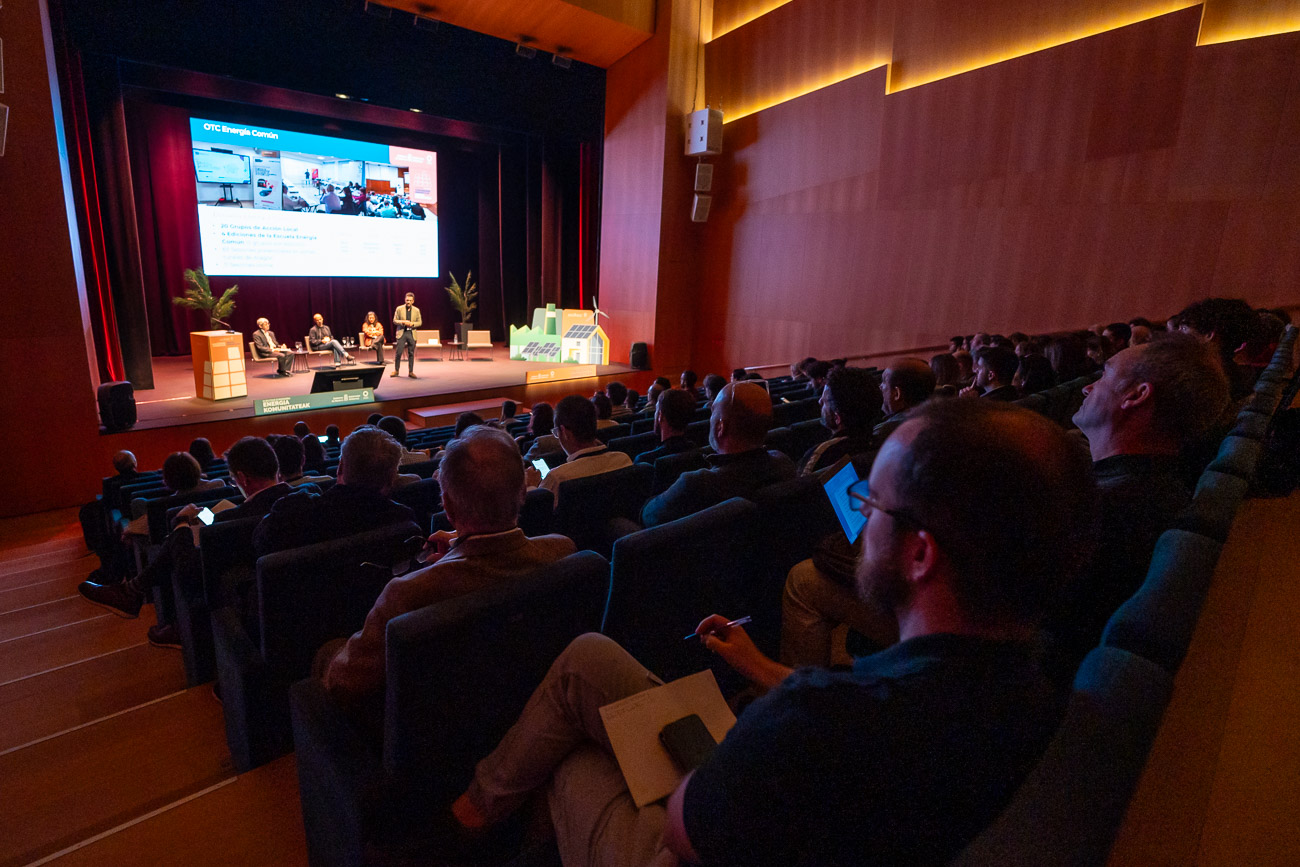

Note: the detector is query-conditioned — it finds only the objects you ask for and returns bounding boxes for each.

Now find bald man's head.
[881,358,937,415]
[710,382,773,452]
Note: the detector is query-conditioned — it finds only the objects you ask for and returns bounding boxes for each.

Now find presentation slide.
[189,117,439,278]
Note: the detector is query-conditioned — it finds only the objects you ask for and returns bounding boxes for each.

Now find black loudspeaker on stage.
[630,342,650,370]
[309,365,386,393]
[97,381,137,432]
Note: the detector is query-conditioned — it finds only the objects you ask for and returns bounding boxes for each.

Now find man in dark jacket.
[641,382,794,527]
[635,388,698,465]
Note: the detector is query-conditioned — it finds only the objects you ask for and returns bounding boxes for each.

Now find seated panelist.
[309,313,353,367]
[252,317,294,376]
[361,311,385,365]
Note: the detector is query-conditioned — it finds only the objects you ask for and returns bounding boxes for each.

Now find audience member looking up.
[254,426,416,555]
[1044,333,1230,685]
[680,369,699,394]
[641,382,794,526]
[319,426,577,704]
[634,388,697,465]
[528,395,632,506]
[798,366,882,476]
[963,346,1019,400]
[451,398,1096,867]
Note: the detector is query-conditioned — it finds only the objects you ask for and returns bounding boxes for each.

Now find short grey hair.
[338,425,402,491]
[437,425,525,531]
[1121,333,1230,445]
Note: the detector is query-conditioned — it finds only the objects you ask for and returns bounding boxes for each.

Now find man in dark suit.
[253,318,294,376]
[634,388,697,465]
[391,292,422,379]
[254,425,417,555]
[961,346,1019,401]
[641,382,795,527]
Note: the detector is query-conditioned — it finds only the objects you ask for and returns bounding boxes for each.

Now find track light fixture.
[363,1,392,18]
[516,36,537,59]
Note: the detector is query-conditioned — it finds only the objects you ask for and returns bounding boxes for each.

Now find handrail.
[744,344,949,375]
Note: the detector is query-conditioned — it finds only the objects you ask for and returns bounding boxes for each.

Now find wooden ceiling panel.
[376,0,654,68]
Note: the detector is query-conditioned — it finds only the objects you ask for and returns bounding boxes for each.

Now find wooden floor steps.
[0,686,233,867]
[40,755,308,867]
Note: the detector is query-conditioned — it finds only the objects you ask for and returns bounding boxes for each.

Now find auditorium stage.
[130,347,635,430]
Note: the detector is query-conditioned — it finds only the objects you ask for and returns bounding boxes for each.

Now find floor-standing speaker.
[630,342,649,370]
[97,381,137,432]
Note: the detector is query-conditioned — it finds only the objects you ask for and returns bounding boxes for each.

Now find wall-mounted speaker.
[684,107,723,156]
[691,194,712,223]
[630,342,649,370]
[97,382,137,432]
[694,163,713,192]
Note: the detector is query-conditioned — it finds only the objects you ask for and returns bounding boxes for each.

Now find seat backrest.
[951,646,1173,867]
[763,426,795,458]
[771,396,820,428]
[467,330,492,346]
[608,430,660,458]
[651,448,710,494]
[145,486,237,543]
[596,423,631,443]
[414,329,440,346]
[1172,470,1248,543]
[256,521,421,678]
[553,463,653,546]
[604,497,763,681]
[390,477,442,527]
[788,417,833,459]
[382,551,611,801]
[1205,435,1263,481]
[1229,410,1269,441]
[1101,528,1223,673]
[518,487,555,536]
[199,516,263,608]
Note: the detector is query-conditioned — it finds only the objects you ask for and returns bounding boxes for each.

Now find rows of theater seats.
[86,329,1297,866]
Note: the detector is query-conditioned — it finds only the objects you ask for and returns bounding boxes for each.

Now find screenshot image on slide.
[190,117,439,278]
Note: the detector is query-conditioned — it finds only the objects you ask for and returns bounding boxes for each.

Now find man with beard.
[450,399,1095,866]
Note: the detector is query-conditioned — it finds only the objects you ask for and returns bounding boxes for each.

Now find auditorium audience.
[188,437,219,473]
[634,388,697,465]
[592,393,619,430]
[798,366,881,476]
[319,426,576,704]
[806,360,832,395]
[302,434,329,474]
[679,369,699,394]
[623,389,640,416]
[1176,297,1261,400]
[109,450,139,484]
[1014,354,1056,396]
[703,373,727,403]
[952,349,975,387]
[293,421,311,439]
[1043,333,1230,685]
[451,398,1096,867]
[528,395,633,506]
[1103,322,1132,351]
[929,353,960,389]
[520,402,559,459]
[641,382,794,527]
[254,426,416,555]
[1129,324,1153,346]
[269,434,331,488]
[377,416,431,466]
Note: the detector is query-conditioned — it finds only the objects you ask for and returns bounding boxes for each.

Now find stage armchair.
[466,329,492,360]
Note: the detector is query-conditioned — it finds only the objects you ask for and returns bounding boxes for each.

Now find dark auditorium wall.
[0,0,108,517]
[688,2,1300,372]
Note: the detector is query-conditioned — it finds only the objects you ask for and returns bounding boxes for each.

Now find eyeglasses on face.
[847,477,926,531]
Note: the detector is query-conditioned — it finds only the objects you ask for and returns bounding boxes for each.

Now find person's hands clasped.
[694,614,792,691]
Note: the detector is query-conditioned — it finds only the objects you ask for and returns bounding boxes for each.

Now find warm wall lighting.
[723,61,888,123]
[710,0,796,41]
[1198,9,1300,45]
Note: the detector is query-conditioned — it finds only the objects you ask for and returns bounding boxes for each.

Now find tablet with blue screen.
[823,461,867,543]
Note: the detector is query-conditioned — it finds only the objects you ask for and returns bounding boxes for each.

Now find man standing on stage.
[253,318,294,376]
[391,292,422,379]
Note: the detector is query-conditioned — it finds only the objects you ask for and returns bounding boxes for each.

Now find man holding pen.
[451,399,1094,865]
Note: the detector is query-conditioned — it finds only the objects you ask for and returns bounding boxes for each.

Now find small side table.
[291,350,311,373]
[445,340,465,361]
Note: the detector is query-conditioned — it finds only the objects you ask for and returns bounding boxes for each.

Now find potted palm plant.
[444,271,478,344]
[173,267,239,331]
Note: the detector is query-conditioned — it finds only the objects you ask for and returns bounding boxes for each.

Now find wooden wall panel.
[1200,0,1300,45]
[711,0,795,40]
[691,11,1300,374]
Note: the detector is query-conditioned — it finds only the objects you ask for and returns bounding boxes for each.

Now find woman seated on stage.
[361,311,385,365]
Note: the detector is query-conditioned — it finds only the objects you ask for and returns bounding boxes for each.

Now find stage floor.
[132,347,633,430]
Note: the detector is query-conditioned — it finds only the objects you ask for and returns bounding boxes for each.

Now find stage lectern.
[191,331,247,400]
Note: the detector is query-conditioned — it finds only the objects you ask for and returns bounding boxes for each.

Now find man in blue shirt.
[452,399,1096,866]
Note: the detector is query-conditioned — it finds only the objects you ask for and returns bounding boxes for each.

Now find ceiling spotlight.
[335,93,351,99]
[409,108,423,113]
[363,1,392,18]
[516,36,537,59]
[413,14,439,32]
[552,52,572,70]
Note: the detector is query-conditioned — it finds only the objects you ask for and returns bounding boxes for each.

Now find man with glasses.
[450,399,1096,866]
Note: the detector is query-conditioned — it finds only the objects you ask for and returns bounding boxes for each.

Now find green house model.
[509,303,609,365]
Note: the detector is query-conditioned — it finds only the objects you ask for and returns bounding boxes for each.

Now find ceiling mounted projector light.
[552,49,572,69]
[335,93,351,99]
[363,1,392,18]
[413,14,439,32]
[409,107,423,113]
[516,36,537,59]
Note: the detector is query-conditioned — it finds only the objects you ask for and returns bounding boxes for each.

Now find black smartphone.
[659,714,717,772]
